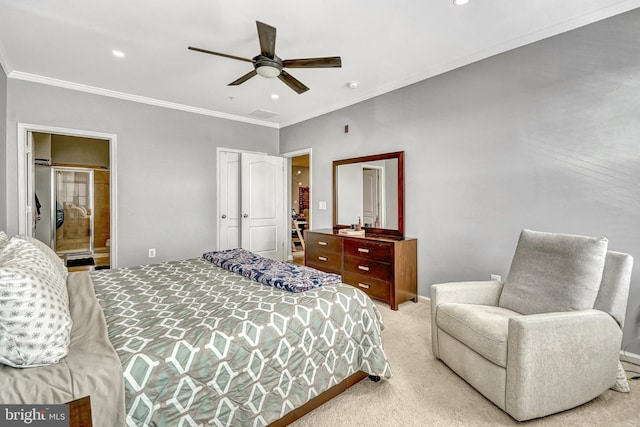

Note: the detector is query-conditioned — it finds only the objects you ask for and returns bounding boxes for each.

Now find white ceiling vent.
[249,109,279,119]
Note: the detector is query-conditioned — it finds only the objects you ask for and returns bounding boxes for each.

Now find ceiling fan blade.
[256,21,277,59]
[283,57,342,68]
[188,46,254,63]
[278,70,309,94]
[228,69,258,86]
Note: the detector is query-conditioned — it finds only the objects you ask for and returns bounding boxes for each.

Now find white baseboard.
[621,350,640,365]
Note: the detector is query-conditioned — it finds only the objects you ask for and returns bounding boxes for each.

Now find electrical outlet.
[490,274,501,282]
[148,248,156,258]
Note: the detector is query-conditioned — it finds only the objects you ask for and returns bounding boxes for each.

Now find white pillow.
[0,237,72,367]
[15,234,67,279]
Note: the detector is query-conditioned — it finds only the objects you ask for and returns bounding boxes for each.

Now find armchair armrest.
[430,281,503,358]
[506,309,622,421]
[431,281,504,306]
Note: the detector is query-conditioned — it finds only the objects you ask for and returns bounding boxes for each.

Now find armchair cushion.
[436,303,521,367]
[499,229,608,315]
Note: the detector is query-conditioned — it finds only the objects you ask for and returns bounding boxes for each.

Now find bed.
[0,234,392,426]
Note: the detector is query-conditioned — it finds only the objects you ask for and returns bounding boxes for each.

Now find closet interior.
[33,133,110,271]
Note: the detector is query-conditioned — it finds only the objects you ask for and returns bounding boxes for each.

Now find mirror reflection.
[336,159,398,229]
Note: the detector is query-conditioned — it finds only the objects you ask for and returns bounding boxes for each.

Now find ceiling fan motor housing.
[254,55,283,78]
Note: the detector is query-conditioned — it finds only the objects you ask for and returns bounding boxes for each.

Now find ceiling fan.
[188,21,342,94]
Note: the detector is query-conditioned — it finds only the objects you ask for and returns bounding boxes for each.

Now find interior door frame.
[17,123,118,267]
[281,148,312,261]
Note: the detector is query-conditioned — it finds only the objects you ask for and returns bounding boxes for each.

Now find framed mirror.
[333,151,404,237]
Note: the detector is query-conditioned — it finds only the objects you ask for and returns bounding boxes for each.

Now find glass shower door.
[53,168,93,255]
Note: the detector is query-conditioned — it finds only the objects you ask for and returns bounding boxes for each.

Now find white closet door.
[218,151,284,260]
[218,151,242,250]
[240,153,284,260]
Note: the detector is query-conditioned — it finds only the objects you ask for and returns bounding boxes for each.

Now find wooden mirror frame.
[333,151,404,237]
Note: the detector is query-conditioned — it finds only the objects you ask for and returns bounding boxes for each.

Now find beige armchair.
[431,229,633,421]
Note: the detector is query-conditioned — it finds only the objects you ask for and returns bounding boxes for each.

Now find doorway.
[286,150,311,264]
[18,124,117,270]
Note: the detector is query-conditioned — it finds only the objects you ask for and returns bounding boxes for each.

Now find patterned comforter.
[91,258,392,426]
[203,248,342,292]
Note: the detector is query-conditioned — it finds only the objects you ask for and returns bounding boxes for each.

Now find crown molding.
[7,71,280,129]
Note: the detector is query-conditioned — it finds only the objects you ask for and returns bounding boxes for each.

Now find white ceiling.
[1,0,639,128]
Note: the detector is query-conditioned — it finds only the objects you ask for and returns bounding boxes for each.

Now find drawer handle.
[318,241,328,246]
[357,248,370,253]
[358,265,370,271]
[358,283,371,289]
[318,256,328,262]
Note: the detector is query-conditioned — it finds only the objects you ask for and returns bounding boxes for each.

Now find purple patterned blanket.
[202,248,343,292]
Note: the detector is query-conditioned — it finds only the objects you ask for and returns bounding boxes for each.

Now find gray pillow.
[499,229,608,315]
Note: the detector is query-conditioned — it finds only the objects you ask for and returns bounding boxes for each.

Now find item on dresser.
[338,228,366,237]
[305,229,418,310]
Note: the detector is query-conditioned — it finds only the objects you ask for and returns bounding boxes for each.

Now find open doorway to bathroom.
[30,132,112,272]
[290,153,310,265]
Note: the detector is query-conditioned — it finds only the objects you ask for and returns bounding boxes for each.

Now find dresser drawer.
[343,272,391,302]
[344,239,392,261]
[306,232,343,253]
[306,252,342,275]
[343,257,391,282]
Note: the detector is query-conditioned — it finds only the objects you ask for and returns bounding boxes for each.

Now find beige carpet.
[290,300,640,426]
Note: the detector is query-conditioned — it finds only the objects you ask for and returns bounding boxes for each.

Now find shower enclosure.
[53,167,94,255]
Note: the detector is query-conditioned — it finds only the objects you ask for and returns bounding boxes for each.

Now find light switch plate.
[319,201,327,210]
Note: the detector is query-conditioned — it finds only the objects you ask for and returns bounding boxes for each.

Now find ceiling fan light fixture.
[256,65,281,78]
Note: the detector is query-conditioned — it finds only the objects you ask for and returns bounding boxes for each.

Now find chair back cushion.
[594,251,633,327]
[499,229,608,315]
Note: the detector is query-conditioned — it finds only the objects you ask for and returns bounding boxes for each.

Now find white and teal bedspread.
[91,258,391,426]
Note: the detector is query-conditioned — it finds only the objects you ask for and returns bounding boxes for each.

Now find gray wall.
[0,64,7,232]
[280,10,640,352]
[5,80,279,266]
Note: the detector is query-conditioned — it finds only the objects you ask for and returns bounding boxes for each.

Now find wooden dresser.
[305,230,417,310]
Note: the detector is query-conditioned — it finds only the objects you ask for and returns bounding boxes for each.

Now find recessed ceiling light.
[453,0,470,5]
[271,93,280,100]
[112,50,125,58]
[347,81,359,89]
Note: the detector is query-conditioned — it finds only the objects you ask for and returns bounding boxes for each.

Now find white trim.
[621,350,640,366]
[417,295,430,304]
[9,71,279,129]
[17,123,118,268]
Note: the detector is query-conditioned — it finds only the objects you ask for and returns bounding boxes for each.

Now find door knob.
[221,214,227,218]
[243,214,249,218]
